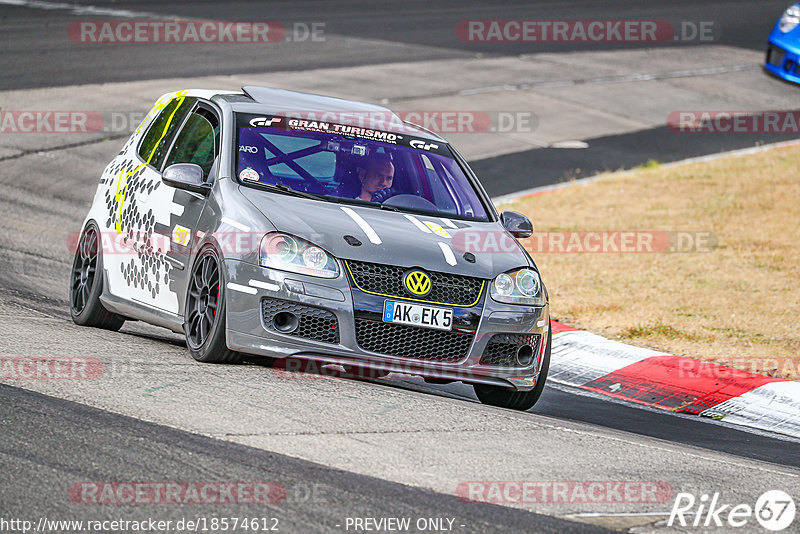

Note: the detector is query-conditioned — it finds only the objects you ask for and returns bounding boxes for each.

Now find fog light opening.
[273,312,299,333]
[516,344,535,367]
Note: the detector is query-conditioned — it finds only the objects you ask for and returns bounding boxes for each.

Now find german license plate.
[382,300,453,331]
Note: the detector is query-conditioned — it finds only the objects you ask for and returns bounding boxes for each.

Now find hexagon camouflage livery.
[86,91,207,314]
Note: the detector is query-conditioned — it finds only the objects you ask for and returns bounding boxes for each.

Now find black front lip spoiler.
[272,351,538,390]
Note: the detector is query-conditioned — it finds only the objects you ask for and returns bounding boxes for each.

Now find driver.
[356,155,394,201]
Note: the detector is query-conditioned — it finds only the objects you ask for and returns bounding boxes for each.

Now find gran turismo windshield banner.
[237,113,452,157]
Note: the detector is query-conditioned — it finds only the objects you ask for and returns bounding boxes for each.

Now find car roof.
[210,86,445,142]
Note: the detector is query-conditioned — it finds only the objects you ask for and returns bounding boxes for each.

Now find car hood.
[240,187,531,278]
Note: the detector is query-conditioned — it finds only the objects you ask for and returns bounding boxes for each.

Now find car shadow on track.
[113,325,800,469]
[244,354,800,468]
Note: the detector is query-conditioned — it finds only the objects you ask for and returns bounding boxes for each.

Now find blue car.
[766,3,800,83]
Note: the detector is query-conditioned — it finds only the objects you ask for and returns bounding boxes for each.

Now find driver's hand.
[370,187,397,203]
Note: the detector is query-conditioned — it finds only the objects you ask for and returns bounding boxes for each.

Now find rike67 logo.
[669,490,796,531]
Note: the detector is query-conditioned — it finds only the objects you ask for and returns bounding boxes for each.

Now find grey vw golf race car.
[70,86,551,410]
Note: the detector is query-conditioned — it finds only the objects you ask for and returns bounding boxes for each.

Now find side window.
[163,109,219,180]
[137,96,196,169]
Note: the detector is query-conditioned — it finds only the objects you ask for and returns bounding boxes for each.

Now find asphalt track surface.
[2,1,800,533]
[3,0,798,191]
[1,384,606,534]
[0,0,789,90]
[472,126,800,196]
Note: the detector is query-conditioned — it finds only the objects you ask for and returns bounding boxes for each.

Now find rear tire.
[184,247,240,364]
[473,325,551,411]
[69,222,125,331]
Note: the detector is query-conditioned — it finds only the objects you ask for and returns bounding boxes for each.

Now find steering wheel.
[370,187,398,203]
[383,194,439,211]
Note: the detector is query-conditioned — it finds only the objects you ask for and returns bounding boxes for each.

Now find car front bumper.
[223,259,549,391]
[766,26,800,83]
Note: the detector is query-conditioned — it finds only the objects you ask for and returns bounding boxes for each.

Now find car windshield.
[234,113,490,221]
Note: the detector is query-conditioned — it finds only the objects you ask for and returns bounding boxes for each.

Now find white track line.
[386,64,761,105]
[459,64,760,95]
[0,0,173,18]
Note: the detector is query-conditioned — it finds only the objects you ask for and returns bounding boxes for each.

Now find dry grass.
[503,143,800,379]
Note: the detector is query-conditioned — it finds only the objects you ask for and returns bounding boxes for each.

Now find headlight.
[780,4,800,33]
[490,268,545,306]
[259,233,339,278]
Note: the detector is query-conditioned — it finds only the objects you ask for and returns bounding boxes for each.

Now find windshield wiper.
[336,197,400,212]
[258,182,326,201]
[330,196,390,209]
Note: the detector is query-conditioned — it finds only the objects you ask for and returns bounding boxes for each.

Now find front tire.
[473,325,551,411]
[184,247,240,364]
[69,222,125,331]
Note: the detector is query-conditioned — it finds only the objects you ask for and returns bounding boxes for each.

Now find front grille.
[354,318,474,363]
[479,333,541,367]
[261,298,340,344]
[346,260,484,306]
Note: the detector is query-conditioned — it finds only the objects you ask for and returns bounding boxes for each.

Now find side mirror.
[162,163,210,196]
[501,210,533,238]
